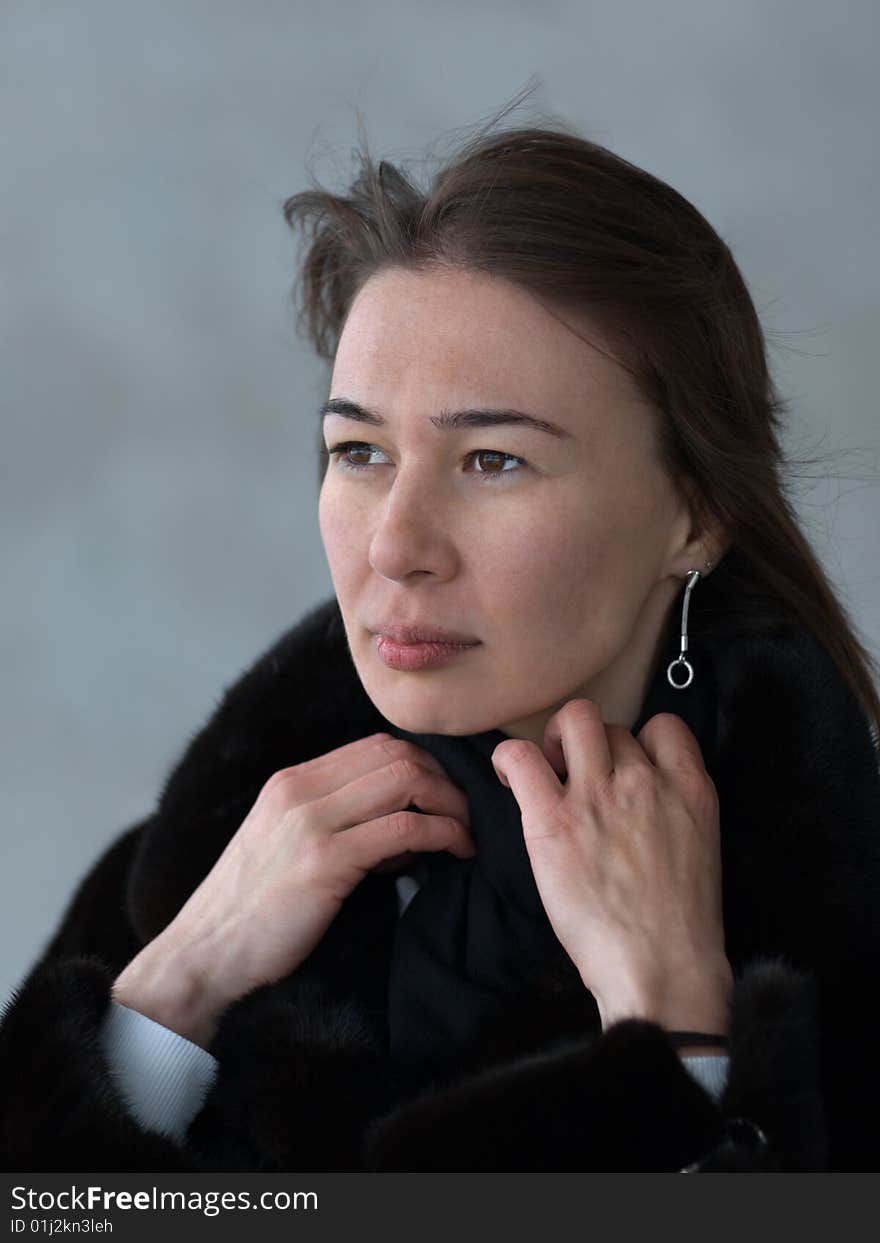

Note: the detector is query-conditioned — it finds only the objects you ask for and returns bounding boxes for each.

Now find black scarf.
[383,615,722,1095]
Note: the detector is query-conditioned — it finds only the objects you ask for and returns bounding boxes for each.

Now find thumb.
[493,764,511,789]
[491,738,567,830]
[491,743,513,788]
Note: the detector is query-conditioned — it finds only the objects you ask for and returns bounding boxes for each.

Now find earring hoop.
[666,566,706,690]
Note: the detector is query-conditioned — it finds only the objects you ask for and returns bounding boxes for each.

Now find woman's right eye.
[324,441,386,472]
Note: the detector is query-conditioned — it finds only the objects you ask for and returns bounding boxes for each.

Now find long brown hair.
[281,89,880,747]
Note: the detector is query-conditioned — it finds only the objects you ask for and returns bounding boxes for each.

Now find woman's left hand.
[491,701,733,1033]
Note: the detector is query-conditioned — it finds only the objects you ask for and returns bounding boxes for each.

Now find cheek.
[318,485,367,575]
[485,491,657,661]
[491,501,618,617]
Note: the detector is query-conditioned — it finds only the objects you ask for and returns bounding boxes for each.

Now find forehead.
[331,266,642,416]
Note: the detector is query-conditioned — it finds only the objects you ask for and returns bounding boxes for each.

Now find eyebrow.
[319,397,575,441]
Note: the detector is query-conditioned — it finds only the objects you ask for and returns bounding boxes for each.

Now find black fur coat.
[2,592,879,1173]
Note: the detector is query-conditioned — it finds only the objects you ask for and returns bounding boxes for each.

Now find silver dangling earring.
[667,561,712,690]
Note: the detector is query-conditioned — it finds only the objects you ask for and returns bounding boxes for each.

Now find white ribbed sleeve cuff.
[100,1000,219,1144]
[680,1054,729,1102]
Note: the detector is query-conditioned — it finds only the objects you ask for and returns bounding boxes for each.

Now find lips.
[374,634,480,671]
[370,622,481,646]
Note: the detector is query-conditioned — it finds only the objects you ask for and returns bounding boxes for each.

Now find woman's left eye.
[323,441,527,481]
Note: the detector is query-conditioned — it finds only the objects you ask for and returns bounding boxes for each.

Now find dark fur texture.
[2,595,879,1172]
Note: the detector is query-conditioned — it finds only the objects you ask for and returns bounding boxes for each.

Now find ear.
[666,478,731,579]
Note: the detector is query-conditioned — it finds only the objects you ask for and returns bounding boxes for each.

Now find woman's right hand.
[112,732,474,1049]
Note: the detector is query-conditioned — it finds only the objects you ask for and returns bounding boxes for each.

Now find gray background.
[3,0,878,1004]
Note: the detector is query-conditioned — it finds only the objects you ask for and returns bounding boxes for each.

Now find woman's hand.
[491,701,732,1035]
[112,733,474,1049]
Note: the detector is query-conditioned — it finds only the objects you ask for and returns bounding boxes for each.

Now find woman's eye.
[327,441,387,471]
[469,450,525,477]
[324,441,526,482]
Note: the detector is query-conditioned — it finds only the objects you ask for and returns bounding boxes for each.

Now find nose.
[367,471,459,582]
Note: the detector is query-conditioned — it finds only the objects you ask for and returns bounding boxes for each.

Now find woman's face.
[319,265,707,743]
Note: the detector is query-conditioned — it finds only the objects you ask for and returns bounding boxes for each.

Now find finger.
[491,737,564,829]
[636,712,706,773]
[267,733,452,802]
[344,810,476,872]
[605,722,656,770]
[310,756,473,838]
[539,722,569,781]
[543,699,613,792]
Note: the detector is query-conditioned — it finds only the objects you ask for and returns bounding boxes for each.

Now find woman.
[3,110,879,1174]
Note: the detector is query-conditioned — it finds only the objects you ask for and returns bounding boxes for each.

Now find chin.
[378,704,483,737]
[361,684,487,737]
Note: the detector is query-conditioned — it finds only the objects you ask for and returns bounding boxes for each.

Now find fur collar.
[8,590,880,1171]
[124,592,880,967]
